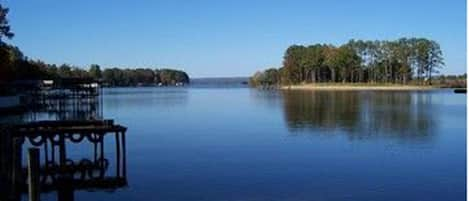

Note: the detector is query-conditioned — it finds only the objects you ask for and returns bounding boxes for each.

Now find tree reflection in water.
[282,90,436,141]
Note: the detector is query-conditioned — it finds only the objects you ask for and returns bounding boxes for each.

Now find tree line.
[0,4,189,88]
[250,38,445,86]
[101,68,189,86]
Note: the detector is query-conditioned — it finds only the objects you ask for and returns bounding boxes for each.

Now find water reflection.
[33,97,102,121]
[0,91,103,124]
[249,89,283,109]
[104,88,189,109]
[281,90,437,141]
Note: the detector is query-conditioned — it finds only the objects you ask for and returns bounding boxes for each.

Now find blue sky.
[2,0,466,77]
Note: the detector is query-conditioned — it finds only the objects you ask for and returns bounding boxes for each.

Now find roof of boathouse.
[1,78,101,92]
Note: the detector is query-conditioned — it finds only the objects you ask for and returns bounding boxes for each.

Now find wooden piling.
[28,148,40,201]
[11,138,23,200]
[99,133,105,177]
[59,134,66,167]
[122,132,127,177]
[57,177,74,201]
[115,131,121,177]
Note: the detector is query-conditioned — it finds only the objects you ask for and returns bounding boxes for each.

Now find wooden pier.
[0,120,127,201]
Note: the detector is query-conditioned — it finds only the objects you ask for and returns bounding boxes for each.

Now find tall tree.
[414,39,431,84]
[305,44,325,82]
[58,64,73,78]
[89,64,102,79]
[0,4,14,43]
[394,38,413,84]
[336,46,361,82]
[0,4,14,83]
[284,45,314,84]
[345,40,367,82]
[426,40,444,85]
[323,45,339,82]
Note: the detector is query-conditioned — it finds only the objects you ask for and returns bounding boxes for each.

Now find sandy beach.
[281,84,438,91]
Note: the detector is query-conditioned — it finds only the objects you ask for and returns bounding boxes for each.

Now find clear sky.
[2,0,466,77]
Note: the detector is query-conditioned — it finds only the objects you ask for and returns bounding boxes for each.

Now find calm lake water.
[37,87,466,201]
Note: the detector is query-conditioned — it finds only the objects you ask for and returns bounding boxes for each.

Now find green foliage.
[0,43,19,82]
[251,38,446,87]
[0,4,14,43]
[0,4,15,83]
[0,42,190,86]
[89,64,102,79]
[249,68,280,86]
[102,68,189,87]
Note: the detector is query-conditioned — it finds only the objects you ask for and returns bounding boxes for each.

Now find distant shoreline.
[280,84,440,91]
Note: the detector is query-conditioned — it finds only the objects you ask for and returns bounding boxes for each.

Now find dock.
[1,78,103,120]
[454,88,466,93]
[0,120,127,201]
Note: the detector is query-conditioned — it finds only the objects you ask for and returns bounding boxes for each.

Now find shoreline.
[280,84,440,91]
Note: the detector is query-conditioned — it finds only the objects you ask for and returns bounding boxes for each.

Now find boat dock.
[0,120,127,201]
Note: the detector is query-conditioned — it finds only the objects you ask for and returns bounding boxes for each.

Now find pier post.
[59,134,66,167]
[57,177,74,201]
[99,133,105,177]
[28,148,40,201]
[115,131,121,177]
[122,132,127,177]
[11,138,23,200]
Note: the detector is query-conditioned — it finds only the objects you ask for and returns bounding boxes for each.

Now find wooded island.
[250,38,465,88]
